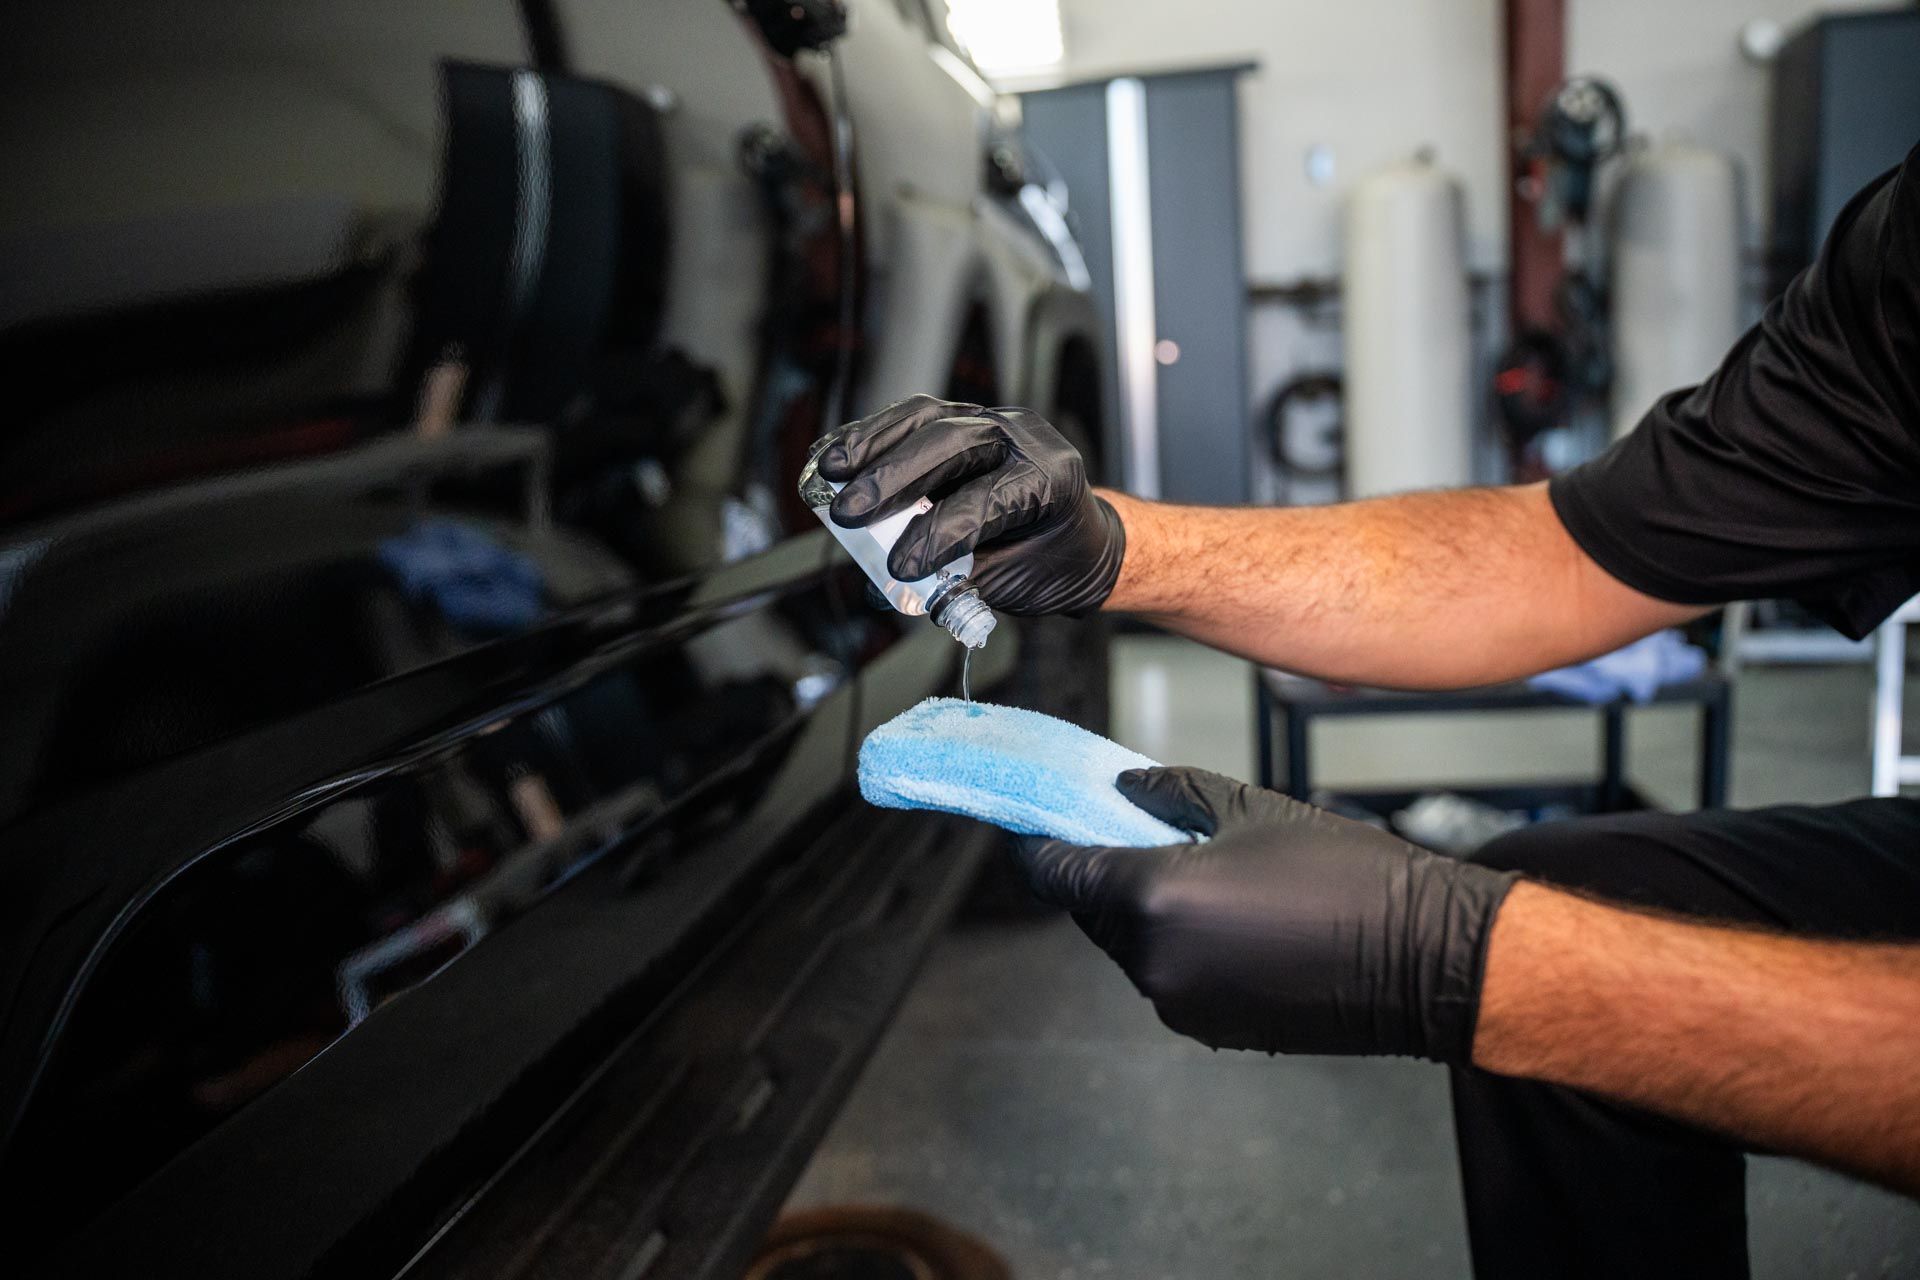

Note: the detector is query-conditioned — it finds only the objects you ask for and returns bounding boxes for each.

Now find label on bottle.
[866,495,934,568]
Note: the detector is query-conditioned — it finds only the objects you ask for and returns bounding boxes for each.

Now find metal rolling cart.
[1254,669,1733,820]
[1870,595,1920,796]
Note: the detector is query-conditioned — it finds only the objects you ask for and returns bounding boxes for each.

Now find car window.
[0,0,853,579]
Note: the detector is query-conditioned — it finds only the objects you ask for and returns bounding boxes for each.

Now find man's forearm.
[1475,882,1920,1196]
[1099,485,1702,688]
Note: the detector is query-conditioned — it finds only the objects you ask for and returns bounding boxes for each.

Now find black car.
[0,2,1108,1274]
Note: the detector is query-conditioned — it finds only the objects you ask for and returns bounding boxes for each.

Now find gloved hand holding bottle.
[815,394,1126,617]
[1016,765,1520,1062]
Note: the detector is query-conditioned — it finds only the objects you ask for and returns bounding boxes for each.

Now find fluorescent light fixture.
[1106,76,1160,499]
[941,0,1065,75]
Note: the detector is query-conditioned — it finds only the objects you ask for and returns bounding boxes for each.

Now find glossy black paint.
[38,620,994,1280]
[0,1,1039,1270]
[4,530,862,1240]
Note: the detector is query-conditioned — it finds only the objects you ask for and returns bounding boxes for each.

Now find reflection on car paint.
[0,1,888,1249]
[0,0,1101,1266]
[3,544,882,1236]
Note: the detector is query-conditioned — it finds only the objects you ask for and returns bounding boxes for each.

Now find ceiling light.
[941,0,1065,76]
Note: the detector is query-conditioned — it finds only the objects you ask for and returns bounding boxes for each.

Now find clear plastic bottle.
[798,431,997,649]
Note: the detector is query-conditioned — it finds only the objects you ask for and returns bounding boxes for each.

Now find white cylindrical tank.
[1607,141,1742,439]
[1342,157,1473,499]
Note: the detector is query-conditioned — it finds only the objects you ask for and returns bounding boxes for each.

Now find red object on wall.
[1504,0,1566,337]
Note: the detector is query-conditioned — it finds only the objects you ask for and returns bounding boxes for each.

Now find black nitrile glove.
[1016,766,1520,1062]
[817,394,1125,616]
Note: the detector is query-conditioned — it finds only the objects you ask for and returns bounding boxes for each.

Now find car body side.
[0,2,1105,1274]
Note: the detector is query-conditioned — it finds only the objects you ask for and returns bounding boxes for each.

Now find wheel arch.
[1018,285,1111,483]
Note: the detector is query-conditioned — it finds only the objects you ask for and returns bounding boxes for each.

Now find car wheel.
[964,410,1112,919]
[992,408,1111,735]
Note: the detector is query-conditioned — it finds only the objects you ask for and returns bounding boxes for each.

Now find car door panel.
[0,1,1022,1273]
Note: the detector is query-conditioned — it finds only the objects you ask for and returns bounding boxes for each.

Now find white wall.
[1046,0,1880,497]
[1568,0,1887,248]
[1058,0,1506,280]
[1056,0,1880,280]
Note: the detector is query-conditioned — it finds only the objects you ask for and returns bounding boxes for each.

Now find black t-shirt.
[1550,141,1920,640]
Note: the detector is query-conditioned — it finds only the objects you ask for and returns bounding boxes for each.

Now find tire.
[990,408,1110,734]
[963,409,1111,918]
[998,611,1111,735]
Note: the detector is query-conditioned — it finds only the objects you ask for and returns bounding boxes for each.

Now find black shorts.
[1475,796,1920,939]
[1448,797,1920,1280]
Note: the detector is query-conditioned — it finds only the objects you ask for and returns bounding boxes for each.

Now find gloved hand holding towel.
[859,699,1518,1064]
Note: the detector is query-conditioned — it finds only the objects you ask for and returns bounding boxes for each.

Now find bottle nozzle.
[931,584,996,649]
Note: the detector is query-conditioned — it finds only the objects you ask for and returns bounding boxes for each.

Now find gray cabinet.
[1023,65,1253,504]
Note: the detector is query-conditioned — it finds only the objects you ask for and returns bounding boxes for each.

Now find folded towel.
[858,697,1189,847]
[1527,629,1707,705]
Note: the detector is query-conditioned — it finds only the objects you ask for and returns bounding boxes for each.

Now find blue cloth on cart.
[858,698,1190,847]
[1527,629,1707,704]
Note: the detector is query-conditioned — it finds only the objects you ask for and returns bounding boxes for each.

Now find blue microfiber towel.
[858,697,1190,847]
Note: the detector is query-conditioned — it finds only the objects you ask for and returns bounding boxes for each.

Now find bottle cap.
[933,586,996,649]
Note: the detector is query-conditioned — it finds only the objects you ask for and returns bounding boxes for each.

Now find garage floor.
[787,634,1920,1278]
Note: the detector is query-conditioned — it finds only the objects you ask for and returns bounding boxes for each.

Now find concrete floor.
[788,636,1920,1277]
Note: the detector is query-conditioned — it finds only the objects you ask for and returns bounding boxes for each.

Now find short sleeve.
[1550,142,1920,640]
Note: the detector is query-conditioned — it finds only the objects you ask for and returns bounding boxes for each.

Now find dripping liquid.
[961,646,973,704]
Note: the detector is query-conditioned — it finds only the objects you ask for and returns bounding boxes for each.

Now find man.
[816,141,1920,1278]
